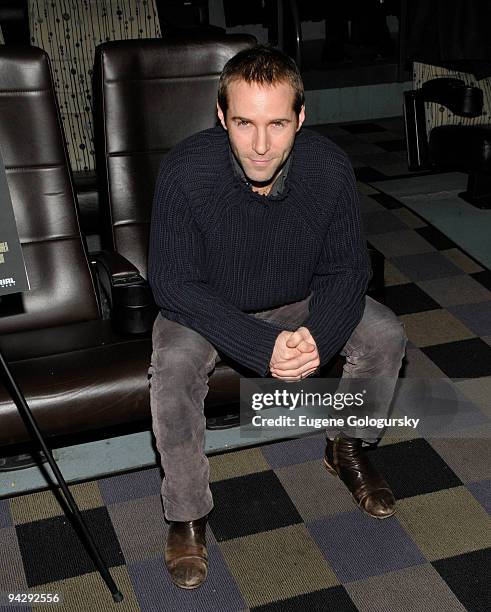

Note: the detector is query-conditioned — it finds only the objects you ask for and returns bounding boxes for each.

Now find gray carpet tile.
[306,511,426,583]
[455,377,491,416]
[260,433,325,469]
[128,546,246,612]
[274,459,356,521]
[0,499,12,529]
[98,468,161,506]
[107,496,177,565]
[447,301,491,337]
[417,275,491,306]
[346,563,467,612]
[466,479,491,513]
[362,210,409,234]
[427,439,491,483]
[0,527,29,594]
[390,252,463,281]
[367,230,436,257]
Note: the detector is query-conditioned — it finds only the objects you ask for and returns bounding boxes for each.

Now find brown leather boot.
[165,516,208,589]
[324,436,396,519]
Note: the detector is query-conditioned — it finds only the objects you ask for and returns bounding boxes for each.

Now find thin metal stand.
[0,347,123,603]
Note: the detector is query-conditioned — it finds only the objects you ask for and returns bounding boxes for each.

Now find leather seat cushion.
[0,320,240,446]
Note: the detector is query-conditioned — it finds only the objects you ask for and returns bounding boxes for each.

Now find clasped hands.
[269,326,320,382]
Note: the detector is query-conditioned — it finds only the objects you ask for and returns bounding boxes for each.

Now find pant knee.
[151,345,216,381]
[376,318,407,360]
[150,315,217,378]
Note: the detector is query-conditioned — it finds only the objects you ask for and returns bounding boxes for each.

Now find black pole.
[0,347,123,603]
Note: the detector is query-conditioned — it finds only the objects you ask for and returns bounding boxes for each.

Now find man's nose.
[252,127,270,155]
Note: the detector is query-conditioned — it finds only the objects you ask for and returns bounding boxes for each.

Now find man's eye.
[272,121,285,128]
[237,120,249,127]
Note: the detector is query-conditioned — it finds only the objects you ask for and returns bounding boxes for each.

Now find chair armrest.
[91,250,157,335]
[92,249,141,283]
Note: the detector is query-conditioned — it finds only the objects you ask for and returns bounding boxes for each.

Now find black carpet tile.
[209,470,303,541]
[432,548,491,612]
[382,283,442,315]
[368,192,404,209]
[415,226,459,251]
[251,586,359,612]
[368,439,463,500]
[421,338,491,378]
[471,269,491,291]
[16,507,124,587]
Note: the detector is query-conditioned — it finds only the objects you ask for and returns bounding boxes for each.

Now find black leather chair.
[404,76,491,208]
[93,35,256,277]
[0,46,155,450]
[92,36,258,426]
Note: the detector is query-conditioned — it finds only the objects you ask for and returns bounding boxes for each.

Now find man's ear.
[296,105,306,132]
[216,102,227,130]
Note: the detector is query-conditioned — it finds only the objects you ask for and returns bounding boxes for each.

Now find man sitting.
[148,44,407,589]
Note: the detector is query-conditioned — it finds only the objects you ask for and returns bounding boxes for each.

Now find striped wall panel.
[28,0,161,173]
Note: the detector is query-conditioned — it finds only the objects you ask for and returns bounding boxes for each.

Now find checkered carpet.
[0,118,490,611]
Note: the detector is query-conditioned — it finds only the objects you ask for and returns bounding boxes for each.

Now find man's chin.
[243,168,275,186]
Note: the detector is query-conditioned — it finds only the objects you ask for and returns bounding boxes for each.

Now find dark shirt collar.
[229,147,291,197]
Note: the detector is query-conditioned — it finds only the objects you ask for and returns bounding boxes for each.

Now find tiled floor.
[1,431,489,611]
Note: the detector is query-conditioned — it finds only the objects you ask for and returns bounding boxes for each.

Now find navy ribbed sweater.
[148,126,371,376]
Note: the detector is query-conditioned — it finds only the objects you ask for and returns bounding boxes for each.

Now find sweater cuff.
[242,323,280,376]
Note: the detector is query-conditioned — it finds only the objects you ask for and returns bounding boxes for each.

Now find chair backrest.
[0,46,100,334]
[93,35,256,277]
[414,61,491,136]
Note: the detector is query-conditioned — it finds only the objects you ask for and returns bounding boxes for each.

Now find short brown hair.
[217,44,304,117]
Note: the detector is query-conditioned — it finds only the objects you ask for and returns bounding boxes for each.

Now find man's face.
[217,79,305,189]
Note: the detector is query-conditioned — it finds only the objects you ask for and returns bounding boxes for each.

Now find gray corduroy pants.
[148,294,406,521]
